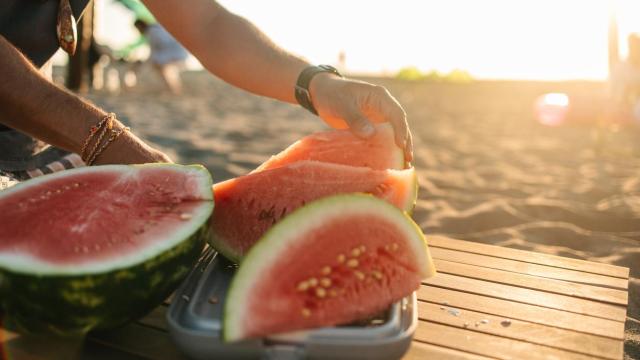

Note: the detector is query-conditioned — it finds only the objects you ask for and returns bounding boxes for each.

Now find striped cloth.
[0,152,85,190]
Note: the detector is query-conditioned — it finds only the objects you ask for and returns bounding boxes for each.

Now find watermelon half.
[209,161,417,262]
[0,164,214,335]
[253,123,405,172]
[224,194,435,341]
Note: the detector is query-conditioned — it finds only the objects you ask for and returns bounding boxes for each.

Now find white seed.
[179,213,192,220]
[329,289,338,297]
[354,271,365,281]
[301,308,311,317]
[320,278,332,287]
[337,254,345,263]
[351,248,361,257]
[321,266,331,275]
[346,259,359,268]
[296,281,309,292]
[359,245,366,253]
[372,270,383,280]
[315,288,326,298]
[308,277,318,287]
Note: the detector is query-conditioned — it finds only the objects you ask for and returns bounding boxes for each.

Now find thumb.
[346,111,377,139]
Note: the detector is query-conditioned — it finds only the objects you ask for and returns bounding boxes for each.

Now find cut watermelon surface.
[209,161,417,261]
[224,194,435,341]
[0,164,214,335]
[253,123,404,172]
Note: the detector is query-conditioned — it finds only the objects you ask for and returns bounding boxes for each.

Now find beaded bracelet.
[81,113,130,165]
[86,126,130,165]
[81,113,114,162]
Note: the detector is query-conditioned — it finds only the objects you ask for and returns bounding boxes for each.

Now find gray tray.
[167,248,417,360]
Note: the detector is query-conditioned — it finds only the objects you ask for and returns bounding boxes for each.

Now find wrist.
[294,65,342,115]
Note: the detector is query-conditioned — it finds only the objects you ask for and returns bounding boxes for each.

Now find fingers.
[346,110,377,139]
[405,131,413,163]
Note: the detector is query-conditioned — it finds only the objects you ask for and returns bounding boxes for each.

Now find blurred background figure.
[116,0,189,94]
[608,14,640,123]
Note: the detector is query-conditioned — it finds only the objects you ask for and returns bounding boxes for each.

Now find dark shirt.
[0,0,90,169]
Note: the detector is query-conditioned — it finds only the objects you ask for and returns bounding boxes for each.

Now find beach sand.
[78,67,640,358]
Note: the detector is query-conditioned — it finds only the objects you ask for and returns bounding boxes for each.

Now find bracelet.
[86,126,130,165]
[80,113,114,161]
[81,113,130,166]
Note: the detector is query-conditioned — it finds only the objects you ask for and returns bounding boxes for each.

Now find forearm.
[143,0,310,103]
[0,35,103,154]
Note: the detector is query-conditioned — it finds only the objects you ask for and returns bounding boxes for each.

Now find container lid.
[167,248,417,360]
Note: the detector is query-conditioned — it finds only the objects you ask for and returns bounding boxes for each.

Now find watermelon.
[254,123,405,172]
[0,164,214,335]
[224,194,435,341]
[209,161,417,261]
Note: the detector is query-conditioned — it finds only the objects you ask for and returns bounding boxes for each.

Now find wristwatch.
[295,65,343,115]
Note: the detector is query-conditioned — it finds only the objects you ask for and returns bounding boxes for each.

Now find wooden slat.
[433,259,628,305]
[428,236,629,279]
[424,273,627,321]
[430,247,629,290]
[404,341,495,360]
[88,323,188,360]
[418,301,623,359]
[418,286,625,339]
[415,321,595,360]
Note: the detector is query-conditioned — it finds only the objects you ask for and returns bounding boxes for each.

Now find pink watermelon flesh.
[210,161,416,261]
[0,165,212,267]
[224,194,434,340]
[253,123,404,172]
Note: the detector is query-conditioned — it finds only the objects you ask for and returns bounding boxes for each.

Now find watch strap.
[295,65,342,115]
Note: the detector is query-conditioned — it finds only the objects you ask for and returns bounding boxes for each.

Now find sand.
[76,67,640,357]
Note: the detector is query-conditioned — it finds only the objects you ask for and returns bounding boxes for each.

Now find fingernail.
[361,123,375,137]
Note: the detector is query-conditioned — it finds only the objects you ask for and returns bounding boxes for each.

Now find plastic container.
[167,248,418,360]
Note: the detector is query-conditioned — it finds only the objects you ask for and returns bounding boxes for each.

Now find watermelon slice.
[224,194,435,341]
[0,164,214,335]
[209,161,417,261]
[253,123,405,172]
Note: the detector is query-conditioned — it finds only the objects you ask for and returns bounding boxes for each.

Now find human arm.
[141,0,413,161]
[0,35,171,165]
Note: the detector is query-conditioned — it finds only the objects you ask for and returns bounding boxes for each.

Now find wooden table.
[1,236,629,359]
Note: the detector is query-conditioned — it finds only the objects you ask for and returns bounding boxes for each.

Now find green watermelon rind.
[0,164,214,335]
[223,193,435,342]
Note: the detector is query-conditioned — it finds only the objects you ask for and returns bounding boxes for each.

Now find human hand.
[309,74,413,162]
[91,131,173,165]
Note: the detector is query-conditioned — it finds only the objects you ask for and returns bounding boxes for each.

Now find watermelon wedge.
[209,161,417,261]
[253,123,405,172]
[224,194,435,341]
[0,164,214,335]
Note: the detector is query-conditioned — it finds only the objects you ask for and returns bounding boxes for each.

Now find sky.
[90,0,640,81]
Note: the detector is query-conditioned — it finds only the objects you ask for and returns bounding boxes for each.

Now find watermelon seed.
[308,277,318,287]
[354,271,365,281]
[94,244,101,251]
[351,248,361,257]
[346,259,359,268]
[182,295,190,302]
[320,278,332,288]
[391,243,399,251]
[329,289,338,297]
[81,246,89,253]
[359,245,366,253]
[315,287,327,298]
[337,254,346,263]
[372,270,383,280]
[302,308,311,317]
[73,183,79,188]
[55,189,61,194]
[320,266,331,275]
[179,213,192,220]
[296,281,309,292]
